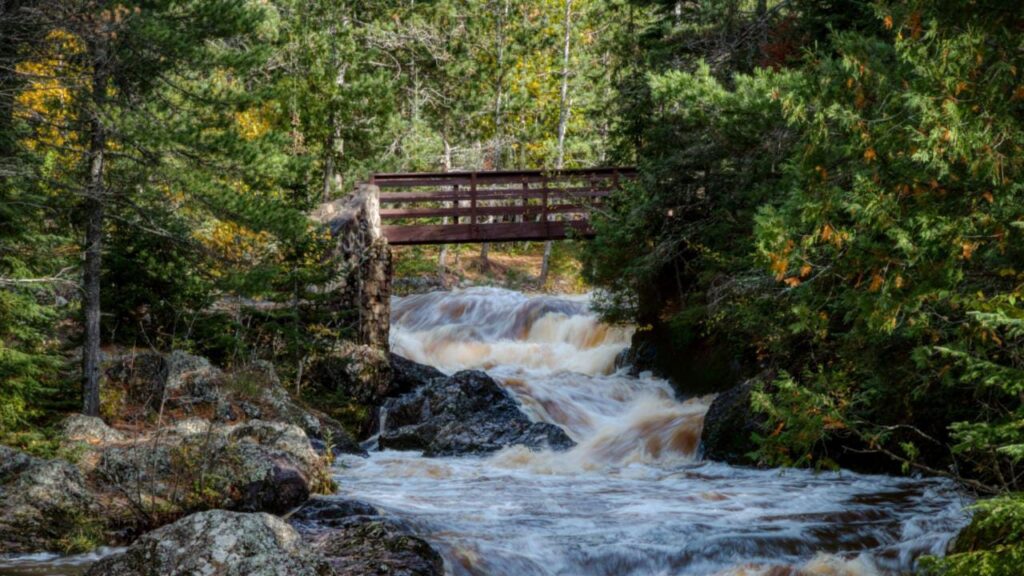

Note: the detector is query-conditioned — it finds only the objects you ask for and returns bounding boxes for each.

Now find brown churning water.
[0,288,970,576]
[342,288,973,576]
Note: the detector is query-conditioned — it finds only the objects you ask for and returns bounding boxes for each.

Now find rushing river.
[339,287,970,576]
[0,287,970,576]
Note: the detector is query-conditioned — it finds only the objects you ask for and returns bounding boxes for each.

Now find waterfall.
[390,288,711,471]
[336,287,970,576]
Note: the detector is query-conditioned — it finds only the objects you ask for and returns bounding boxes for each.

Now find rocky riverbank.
[0,350,356,555]
[0,346,580,574]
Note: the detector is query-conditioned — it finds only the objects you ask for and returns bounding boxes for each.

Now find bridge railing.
[370,167,637,245]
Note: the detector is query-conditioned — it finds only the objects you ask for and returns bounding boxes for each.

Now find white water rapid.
[337,287,970,576]
[0,287,970,576]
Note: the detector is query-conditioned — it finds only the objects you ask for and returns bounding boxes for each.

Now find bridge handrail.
[370,166,636,245]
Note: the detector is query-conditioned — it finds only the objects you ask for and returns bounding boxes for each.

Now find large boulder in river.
[85,510,333,576]
[699,380,765,464]
[0,446,98,553]
[291,497,444,576]
[389,353,445,396]
[379,370,574,456]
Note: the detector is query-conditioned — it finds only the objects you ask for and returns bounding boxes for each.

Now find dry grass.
[392,243,588,294]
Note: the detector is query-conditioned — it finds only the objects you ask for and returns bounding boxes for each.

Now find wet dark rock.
[312,516,444,576]
[290,497,443,576]
[619,325,746,397]
[699,380,765,464]
[389,353,445,396]
[289,497,380,532]
[379,370,575,456]
[0,446,98,553]
[85,510,333,576]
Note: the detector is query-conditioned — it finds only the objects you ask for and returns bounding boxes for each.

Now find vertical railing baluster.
[542,173,549,234]
[522,178,529,222]
[451,183,458,225]
[470,172,478,239]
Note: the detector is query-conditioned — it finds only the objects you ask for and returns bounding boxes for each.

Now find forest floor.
[392,242,589,294]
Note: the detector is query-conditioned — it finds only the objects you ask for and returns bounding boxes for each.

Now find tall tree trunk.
[439,138,451,283]
[323,29,346,202]
[322,110,336,202]
[82,45,109,417]
[481,0,511,270]
[541,0,574,288]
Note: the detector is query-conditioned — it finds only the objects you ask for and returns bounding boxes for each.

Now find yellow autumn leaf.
[868,274,884,292]
[962,241,979,260]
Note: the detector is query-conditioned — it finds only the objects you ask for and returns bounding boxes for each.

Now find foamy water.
[341,287,971,576]
[0,287,970,576]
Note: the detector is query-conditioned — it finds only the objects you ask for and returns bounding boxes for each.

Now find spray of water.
[391,288,710,471]
[372,288,969,576]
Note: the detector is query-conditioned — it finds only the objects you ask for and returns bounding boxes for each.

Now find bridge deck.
[371,167,635,245]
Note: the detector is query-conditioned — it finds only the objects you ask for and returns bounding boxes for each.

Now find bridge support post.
[312,183,392,350]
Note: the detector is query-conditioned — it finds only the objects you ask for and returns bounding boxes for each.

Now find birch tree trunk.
[439,138,452,283]
[540,0,573,288]
[481,0,511,270]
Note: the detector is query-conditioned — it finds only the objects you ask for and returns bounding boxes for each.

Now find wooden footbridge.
[371,167,636,245]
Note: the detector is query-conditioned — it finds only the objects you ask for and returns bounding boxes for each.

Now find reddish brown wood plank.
[372,166,633,245]
[378,188,612,203]
[372,170,637,188]
[372,167,636,182]
[380,203,595,220]
[383,221,594,245]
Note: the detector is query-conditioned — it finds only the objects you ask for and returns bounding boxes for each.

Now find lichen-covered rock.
[0,446,98,553]
[95,444,176,491]
[251,361,364,456]
[307,343,391,405]
[379,370,574,456]
[229,420,320,470]
[224,443,312,514]
[93,419,327,518]
[105,351,222,412]
[61,414,127,445]
[164,350,213,392]
[290,498,443,576]
[106,351,363,456]
[85,510,333,576]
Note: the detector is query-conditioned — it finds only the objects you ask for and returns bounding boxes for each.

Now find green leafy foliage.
[921,495,1024,576]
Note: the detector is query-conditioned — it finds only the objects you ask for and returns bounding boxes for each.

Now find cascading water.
[337,287,970,576]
